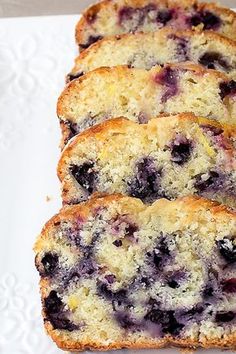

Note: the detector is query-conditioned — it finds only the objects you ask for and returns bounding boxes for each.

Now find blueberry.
[217,238,236,263]
[113,239,123,247]
[199,52,229,70]
[105,274,116,284]
[168,35,189,61]
[194,171,222,192]
[41,253,58,276]
[169,135,193,165]
[189,11,221,30]
[44,291,63,315]
[144,309,184,335]
[125,223,138,237]
[127,157,162,203]
[70,162,97,195]
[152,237,170,269]
[97,282,127,303]
[181,305,204,320]
[167,279,179,289]
[222,278,236,293]
[48,313,79,331]
[156,9,173,24]
[63,120,80,142]
[155,67,178,103]
[219,80,236,99]
[115,312,135,329]
[79,35,103,50]
[66,71,84,82]
[215,311,235,323]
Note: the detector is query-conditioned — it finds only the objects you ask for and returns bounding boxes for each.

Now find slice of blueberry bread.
[34,194,236,351]
[68,28,236,82]
[58,63,236,147]
[76,0,236,51]
[58,113,236,207]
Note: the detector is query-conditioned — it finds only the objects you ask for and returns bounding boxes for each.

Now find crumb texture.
[58,114,236,208]
[58,64,236,146]
[34,196,236,351]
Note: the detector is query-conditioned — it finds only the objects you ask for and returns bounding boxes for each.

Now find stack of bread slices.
[35,1,236,352]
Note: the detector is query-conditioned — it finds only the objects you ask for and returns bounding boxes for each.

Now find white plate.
[0,14,235,354]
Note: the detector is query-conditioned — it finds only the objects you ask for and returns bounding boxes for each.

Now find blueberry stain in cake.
[166,270,186,289]
[118,5,157,31]
[188,11,221,30]
[97,282,127,304]
[199,52,230,71]
[63,120,80,142]
[115,312,136,330]
[156,9,173,25]
[70,162,97,195]
[155,67,179,103]
[220,80,236,99]
[41,252,59,276]
[127,157,163,203]
[168,34,189,61]
[222,278,236,293]
[194,171,224,193]
[149,236,171,270]
[217,238,236,263]
[169,135,193,165]
[144,308,184,336]
[215,311,235,323]
[44,291,79,331]
[80,35,103,50]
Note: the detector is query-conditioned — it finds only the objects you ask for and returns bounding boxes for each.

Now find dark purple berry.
[113,239,123,247]
[215,311,235,323]
[222,278,236,293]
[125,223,138,237]
[151,238,170,269]
[145,309,184,335]
[70,162,97,195]
[189,11,221,30]
[41,253,58,276]
[115,312,135,329]
[199,52,229,70]
[66,71,84,82]
[63,120,80,143]
[168,34,189,61]
[220,80,236,99]
[48,313,79,331]
[127,157,162,203]
[97,282,127,303]
[194,171,222,192]
[217,238,236,263]
[80,35,103,50]
[156,9,173,24]
[155,67,179,103]
[44,291,63,315]
[105,274,116,284]
[169,135,193,165]
[167,279,179,289]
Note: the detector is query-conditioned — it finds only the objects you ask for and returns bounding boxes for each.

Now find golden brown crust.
[75,0,236,47]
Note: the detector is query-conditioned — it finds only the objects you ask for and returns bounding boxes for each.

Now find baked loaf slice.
[68,28,236,82]
[34,195,236,351]
[58,63,236,146]
[76,0,236,50]
[58,113,236,207]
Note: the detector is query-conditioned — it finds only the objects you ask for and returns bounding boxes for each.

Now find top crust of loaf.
[75,0,236,46]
